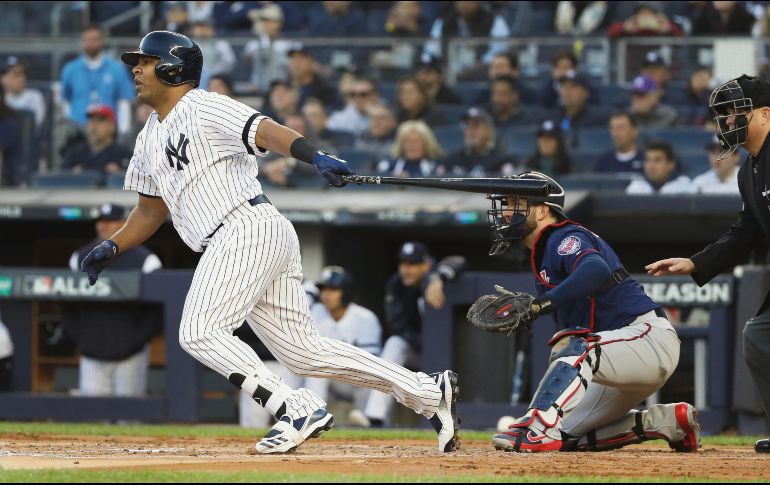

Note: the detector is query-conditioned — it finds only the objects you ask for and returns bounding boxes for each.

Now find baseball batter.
[474,171,700,452]
[80,31,459,454]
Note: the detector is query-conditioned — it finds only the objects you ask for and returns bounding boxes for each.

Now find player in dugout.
[647,75,770,454]
[467,171,700,453]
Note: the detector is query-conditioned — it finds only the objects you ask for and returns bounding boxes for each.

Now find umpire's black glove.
[81,240,119,285]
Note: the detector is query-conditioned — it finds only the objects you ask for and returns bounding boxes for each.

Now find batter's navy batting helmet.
[317,266,355,306]
[487,171,566,256]
[121,31,203,87]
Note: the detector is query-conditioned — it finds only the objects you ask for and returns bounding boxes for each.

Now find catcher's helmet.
[709,75,770,160]
[317,266,355,306]
[487,171,566,256]
[121,31,203,87]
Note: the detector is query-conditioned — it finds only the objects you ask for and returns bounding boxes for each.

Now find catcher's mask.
[487,171,566,256]
[709,76,754,160]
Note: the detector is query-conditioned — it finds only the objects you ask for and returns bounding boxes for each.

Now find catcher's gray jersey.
[124,89,269,252]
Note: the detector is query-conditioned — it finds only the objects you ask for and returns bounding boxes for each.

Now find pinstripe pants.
[179,202,443,418]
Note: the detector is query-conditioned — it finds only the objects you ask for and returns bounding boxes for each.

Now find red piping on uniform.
[530,220,576,288]
[574,323,654,367]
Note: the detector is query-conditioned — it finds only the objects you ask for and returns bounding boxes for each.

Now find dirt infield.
[1,432,769,481]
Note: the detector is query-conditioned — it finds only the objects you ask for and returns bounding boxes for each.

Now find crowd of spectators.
[1,1,769,194]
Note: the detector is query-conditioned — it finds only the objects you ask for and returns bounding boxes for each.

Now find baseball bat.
[340,175,551,196]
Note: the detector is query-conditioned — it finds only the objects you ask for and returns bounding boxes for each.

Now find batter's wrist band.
[290,137,318,164]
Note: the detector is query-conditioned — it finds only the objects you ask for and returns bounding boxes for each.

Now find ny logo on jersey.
[165,133,191,171]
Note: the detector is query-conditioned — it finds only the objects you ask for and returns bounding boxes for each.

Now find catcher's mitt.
[466,285,536,334]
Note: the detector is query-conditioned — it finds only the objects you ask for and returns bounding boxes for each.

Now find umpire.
[64,203,163,396]
[646,74,770,453]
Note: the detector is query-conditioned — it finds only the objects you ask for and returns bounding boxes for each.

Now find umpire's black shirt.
[691,133,770,285]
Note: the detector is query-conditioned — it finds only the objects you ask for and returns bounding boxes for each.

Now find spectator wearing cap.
[308,1,367,36]
[64,203,163,398]
[190,20,235,91]
[488,75,545,128]
[626,141,695,194]
[0,83,21,186]
[61,104,131,178]
[443,107,516,177]
[303,266,383,423]
[594,111,644,174]
[288,43,339,108]
[628,74,678,129]
[262,79,300,124]
[59,24,134,138]
[415,54,463,105]
[538,50,575,109]
[424,1,511,65]
[692,136,741,194]
[692,0,755,35]
[326,77,381,136]
[377,120,442,177]
[524,120,572,177]
[350,242,465,428]
[685,67,715,125]
[354,104,398,160]
[552,70,610,132]
[243,4,291,95]
[0,57,46,130]
[639,51,685,105]
[395,77,445,127]
[607,2,684,37]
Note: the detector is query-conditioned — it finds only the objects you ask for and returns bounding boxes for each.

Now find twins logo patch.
[557,236,581,255]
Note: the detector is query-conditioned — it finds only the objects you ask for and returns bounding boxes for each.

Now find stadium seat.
[569,150,604,173]
[573,128,613,155]
[500,128,537,154]
[106,172,127,189]
[433,125,464,152]
[455,83,488,106]
[641,128,715,155]
[600,84,629,108]
[677,151,710,178]
[438,104,469,125]
[559,173,636,192]
[31,171,103,188]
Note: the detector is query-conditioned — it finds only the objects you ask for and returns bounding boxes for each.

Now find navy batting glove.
[81,240,119,286]
[311,151,353,187]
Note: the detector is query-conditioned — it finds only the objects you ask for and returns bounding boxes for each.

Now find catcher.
[467,171,700,452]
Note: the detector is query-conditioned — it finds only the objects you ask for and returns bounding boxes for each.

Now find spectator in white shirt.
[626,141,696,195]
[692,137,741,195]
[327,77,381,136]
[0,57,45,131]
[243,4,291,94]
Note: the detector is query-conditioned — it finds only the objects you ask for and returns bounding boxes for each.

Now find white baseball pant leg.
[362,335,421,422]
[243,205,443,419]
[79,345,149,397]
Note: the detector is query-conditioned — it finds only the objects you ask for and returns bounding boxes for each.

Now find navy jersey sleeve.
[550,229,602,275]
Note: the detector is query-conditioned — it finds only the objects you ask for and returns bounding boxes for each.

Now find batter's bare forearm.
[109,195,168,252]
[255,118,303,157]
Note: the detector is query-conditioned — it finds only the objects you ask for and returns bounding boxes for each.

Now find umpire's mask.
[709,76,754,160]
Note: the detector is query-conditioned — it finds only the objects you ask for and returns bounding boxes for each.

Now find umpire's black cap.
[398,242,430,263]
[121,31,203,87]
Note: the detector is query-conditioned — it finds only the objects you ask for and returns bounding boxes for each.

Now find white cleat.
[429,370,460,452]
[255,408,334,454]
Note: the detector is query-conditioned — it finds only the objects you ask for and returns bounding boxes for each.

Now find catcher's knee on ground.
[512,332,599,433]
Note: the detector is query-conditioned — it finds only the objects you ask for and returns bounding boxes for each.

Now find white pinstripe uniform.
[124,89,443,423]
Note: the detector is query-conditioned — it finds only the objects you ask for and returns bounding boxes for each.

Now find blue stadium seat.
[455,83,488,106]
[335,148,377,172]
[641,128,715,155]
[31,171,103,188]
[559,173,636,192]
[599,84,629,108]
[433,125,464,152]
[569,150,604,173]
[438,104,469,125]
[677,151,710,178]
[106,172,127,189]
[574,128,613,155]
[500,128,537,154]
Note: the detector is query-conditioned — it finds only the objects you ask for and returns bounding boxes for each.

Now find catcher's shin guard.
[493,335,598,452]
[569,403,701,452]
